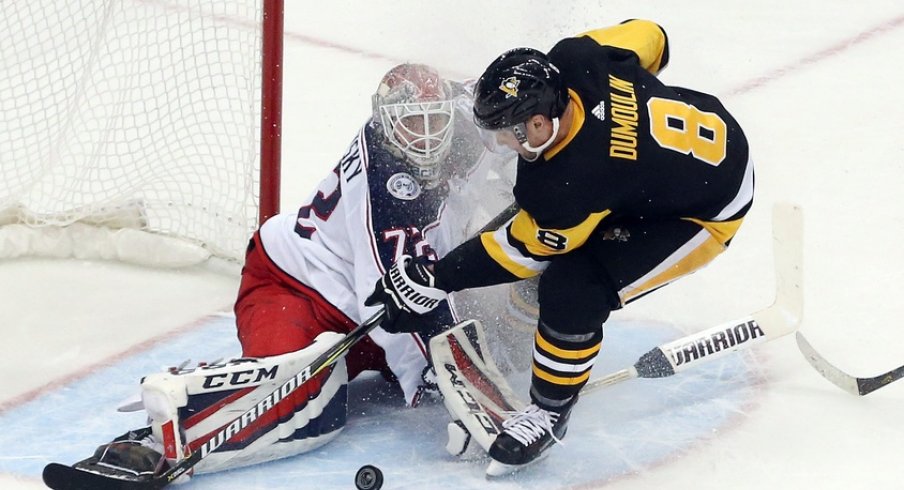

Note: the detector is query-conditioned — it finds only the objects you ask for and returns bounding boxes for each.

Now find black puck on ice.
[355,464,384,490]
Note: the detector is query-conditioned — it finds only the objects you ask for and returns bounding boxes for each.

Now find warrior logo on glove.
[365,255,448,333]
[388,265,441,311]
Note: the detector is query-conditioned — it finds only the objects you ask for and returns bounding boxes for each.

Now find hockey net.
[0,0,282,268]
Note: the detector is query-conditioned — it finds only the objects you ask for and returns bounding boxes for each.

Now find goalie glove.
[365,255,447,333]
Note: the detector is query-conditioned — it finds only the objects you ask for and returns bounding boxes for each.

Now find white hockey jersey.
[258,110,512,406]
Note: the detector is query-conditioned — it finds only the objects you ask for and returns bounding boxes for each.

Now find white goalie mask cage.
[372,64,455,184]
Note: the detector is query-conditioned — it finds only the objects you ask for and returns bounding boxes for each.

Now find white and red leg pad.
[429,320,525,459]
[140,331,348,475]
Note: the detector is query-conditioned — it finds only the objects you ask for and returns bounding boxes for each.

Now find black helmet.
[473,48,568,130]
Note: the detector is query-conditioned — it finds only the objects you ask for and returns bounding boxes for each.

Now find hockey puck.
[355,464,383,490]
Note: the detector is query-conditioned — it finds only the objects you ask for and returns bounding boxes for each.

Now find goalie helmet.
[372,64,455,186]
[472,48,568,130]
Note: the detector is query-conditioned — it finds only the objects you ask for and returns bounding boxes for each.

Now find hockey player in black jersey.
[367,19,753,476]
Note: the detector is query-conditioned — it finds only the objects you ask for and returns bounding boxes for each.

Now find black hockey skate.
[485,403,573,477]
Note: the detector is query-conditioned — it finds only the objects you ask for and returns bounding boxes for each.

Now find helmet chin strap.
[520,117,560,162]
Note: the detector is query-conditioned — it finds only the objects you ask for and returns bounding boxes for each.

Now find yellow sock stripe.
[535,330,601,360]
[532,363,592,386]
[534,348,598,373]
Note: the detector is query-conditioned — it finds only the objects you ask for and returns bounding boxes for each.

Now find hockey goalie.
[43,63,519,488]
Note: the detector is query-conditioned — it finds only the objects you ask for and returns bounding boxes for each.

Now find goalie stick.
[795,332,904,396]
[580,203,804,395]
[43,310,386,490]
[42,202,520,490]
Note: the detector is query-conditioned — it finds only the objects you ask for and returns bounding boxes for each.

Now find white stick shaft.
[581,367,637,394]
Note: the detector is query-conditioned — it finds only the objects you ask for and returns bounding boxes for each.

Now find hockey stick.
[580,203,804,395]
[43,310,386,490]
[43,202,521,490]
[795,332,904,396]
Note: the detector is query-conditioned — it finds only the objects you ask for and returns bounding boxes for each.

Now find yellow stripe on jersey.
[685,217,744,245]
[578,19,668,74]
[479,230,543,279]
[509,209,611,256]
[532,364,592,386]
[535,330,601,359]
[620,235,722,303]
[544,89,584,161]
[618,219,743,304]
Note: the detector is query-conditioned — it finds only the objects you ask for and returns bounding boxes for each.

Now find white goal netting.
[0,0,268,266]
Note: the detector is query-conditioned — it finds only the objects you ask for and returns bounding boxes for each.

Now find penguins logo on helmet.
[499,76,520,98]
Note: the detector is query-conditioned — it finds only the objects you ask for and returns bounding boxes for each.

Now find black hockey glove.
[365,255,448,333]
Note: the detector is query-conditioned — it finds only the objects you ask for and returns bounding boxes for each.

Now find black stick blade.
[797,332,904,397]
[856,364,904,396]
[43,463,160,490]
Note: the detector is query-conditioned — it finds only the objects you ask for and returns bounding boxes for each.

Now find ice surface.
[2,1,903,489]
[0,316,762,489]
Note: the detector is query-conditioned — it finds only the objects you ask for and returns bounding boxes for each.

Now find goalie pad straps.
[140,331,349,474]
[429,320,525,456]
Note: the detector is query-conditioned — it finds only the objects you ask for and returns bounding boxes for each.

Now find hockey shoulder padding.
[140,331,349,474]
[430,320,526,454]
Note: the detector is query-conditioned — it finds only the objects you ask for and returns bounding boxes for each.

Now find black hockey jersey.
[436,20,753,290]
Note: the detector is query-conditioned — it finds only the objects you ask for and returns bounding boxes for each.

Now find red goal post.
[0,0,283,269]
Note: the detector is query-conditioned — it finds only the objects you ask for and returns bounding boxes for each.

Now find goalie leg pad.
[429,320,526,457]
[445,420,487,460]
[140,331,349,474]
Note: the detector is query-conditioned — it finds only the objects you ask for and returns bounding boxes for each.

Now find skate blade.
[485,451,550,478]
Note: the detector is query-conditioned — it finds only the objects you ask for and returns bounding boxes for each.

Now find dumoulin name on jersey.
[478,20,753,281]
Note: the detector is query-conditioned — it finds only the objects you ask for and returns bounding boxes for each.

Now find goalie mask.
[372,64,455,186]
